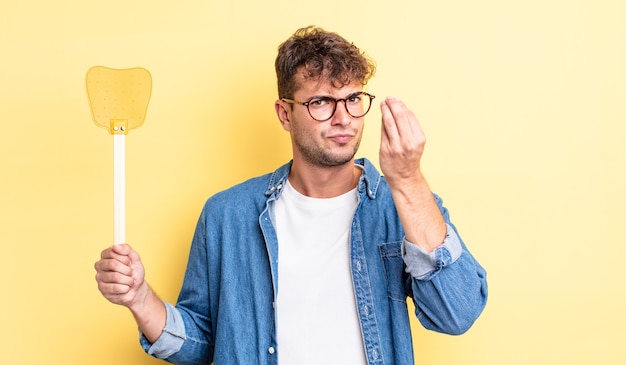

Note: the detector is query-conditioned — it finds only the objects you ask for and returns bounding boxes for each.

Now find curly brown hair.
[275,26,376,99]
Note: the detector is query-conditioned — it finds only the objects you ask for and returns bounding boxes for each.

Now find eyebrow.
[305,90,364,101]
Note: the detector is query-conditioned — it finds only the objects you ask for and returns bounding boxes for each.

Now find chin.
[319,153,357,167]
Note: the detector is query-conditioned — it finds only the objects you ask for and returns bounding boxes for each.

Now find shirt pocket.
[379,241,410,302]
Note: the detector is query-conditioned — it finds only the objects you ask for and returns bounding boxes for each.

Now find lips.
[328,134,354,143]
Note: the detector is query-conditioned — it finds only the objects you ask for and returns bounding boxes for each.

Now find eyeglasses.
[281,91,375,122]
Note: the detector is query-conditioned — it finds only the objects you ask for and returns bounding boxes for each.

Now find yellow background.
[1,0,624,364]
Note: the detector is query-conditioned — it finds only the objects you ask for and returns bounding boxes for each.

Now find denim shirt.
[140,158,488,365]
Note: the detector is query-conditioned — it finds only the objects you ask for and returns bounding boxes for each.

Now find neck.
[288,160,360,198]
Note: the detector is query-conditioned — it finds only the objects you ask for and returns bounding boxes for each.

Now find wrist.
[128,282,156,317]
[386,171,428,196]
[129,283,167,343]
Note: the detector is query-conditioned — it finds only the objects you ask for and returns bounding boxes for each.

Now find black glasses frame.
[281,91,376,122]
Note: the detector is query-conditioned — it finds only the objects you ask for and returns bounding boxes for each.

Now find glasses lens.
[346,92,372,118]
[307,97,336,121]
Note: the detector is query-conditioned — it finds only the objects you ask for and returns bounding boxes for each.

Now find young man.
[95,26,488,365]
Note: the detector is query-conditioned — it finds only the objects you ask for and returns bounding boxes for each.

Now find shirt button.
[363,305,369,316]
[268,347,275,355]
[355,260,362,271]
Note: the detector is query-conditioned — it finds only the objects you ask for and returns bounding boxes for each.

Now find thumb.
[116,244,143,267]
[111,243,136,258]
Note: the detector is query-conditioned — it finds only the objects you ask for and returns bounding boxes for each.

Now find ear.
[275,99,292,132]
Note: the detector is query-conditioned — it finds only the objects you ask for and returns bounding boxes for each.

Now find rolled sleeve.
[139,301,186,359]
[402,224,463,281]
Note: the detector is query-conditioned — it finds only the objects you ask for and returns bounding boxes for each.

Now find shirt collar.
[265,158,381,200]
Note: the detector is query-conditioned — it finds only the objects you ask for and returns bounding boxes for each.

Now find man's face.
[283,76,365,168]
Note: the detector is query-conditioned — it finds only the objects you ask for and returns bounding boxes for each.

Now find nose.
[330,100,352,126]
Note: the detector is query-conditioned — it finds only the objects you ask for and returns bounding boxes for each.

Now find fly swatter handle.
[114,134,126,245]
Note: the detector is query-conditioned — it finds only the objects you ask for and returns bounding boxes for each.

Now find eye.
[309,97,333,107]
[347,93,363,104]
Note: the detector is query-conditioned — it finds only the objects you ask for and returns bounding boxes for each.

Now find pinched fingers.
[379,97,426,180]
[380,98,398,144]
[380,96,425,150]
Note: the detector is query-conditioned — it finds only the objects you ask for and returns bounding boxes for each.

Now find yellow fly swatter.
[86,66,152,245]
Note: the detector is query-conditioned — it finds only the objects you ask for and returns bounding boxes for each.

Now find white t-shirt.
[274,180,367,365]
